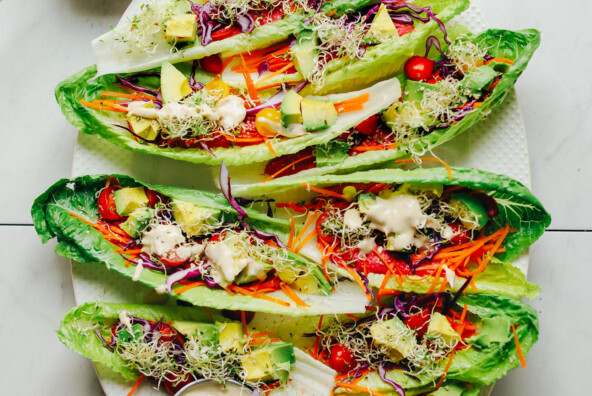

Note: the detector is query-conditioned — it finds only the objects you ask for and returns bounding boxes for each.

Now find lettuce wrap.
[274,293,539,395]
[32,175,368,316]
[245,28,541,184]
[59,302,337,395]
[233,167,550,299]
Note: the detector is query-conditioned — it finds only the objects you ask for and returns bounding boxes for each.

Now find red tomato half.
[163,374,194,395]
[159,249,189,267]
[355,115,378,135]
[211,25,241,41]
[200,54,224,74]
[97,186,121,221]
[144,188,164,207]
[328,344,357,373]
[448,223,472,245]
[405,309,431,338]
[404,56,435,81]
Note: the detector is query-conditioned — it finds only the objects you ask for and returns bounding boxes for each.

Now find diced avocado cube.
[117,323,144,343]
[171,321,219,346]
[428,383,466,395]
[234,259,272,285]
[403,79,437,103]
[370,317,417,362]
[280,90,303,127]
[315,141,349,168]
[217,321,246,353]
[161,62,193,103]
[301,99,337,131]
[165,14,197,43]
[461,64,497,96]
[171,199,220,237]
[120,207,152,238]
[113,187,149,216]
[127,115,161,141]
[450,192,489,229]
[357,193,377,214]
[426,312,461,344]
[292,275,323,295]
[366,4,399,40]
[276,268,298,284]
[240,342,295,384]
[291,30,318,80]
[465,317,512,349]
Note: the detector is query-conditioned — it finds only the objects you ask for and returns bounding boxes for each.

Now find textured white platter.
[68,3,530,395]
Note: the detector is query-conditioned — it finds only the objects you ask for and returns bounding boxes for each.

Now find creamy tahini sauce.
[178,382,248,396]
[343,208,363,230]
[216,95,247,129]
[205,242,247,287]
[356,237,376,255]
[365,194,440,251]
[141,225,186,256]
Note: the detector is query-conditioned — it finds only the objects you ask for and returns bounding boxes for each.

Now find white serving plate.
[68,3,530,394]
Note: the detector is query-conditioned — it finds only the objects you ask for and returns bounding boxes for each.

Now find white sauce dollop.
[205,242,247,287]
[357,237,377,255]
[343,208,363,230]
[141,224,186,257]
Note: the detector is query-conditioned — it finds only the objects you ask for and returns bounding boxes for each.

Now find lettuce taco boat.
[31,173,368,316]
[233,167,550,299]
[59,302,337,395]
[242,28,541,183]
[267,292,538,395]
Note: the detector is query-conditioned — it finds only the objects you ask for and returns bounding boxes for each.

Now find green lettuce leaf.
[31,175,368,316]
[58,302,214,381]
[253,28,541,181]
[234,167,550,298]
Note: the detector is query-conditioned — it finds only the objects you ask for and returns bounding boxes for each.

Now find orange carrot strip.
[261,154,315,183]
[288,216,296,248]
[335,382,384,396]
[301,183,345,200]
[345,313,359,321]
[293,229,318,254]
[265,140,277,156]
[326,9,337,17]
[460,304,468,323]
[100,91,152,101]
[173,282,205,295]
[344,266,372,301]
[280,283,310,307]
[127,374,145,396]
[291,211,320,249]
[231,285,291,307]
[249,332,275,338]
[396,157,453,181]
[485,57,514,66]
[249,337,281,344]
[511,324,527,368]
[224,135,265,143]
[427,262,446,295]
[240,54,260,102]
[352,143,397,152]
[255,62,295,87]
[241,311,249,337]
[79,100,128,113]
[436,348,457,389]
[334,93,370,113]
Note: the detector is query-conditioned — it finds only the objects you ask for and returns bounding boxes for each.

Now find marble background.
[1,0,589,394]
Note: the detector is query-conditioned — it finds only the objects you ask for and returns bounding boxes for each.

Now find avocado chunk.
[428,383,467,395]
[120,207,152,238]
[171,199,220,237]
[461,64,497,97]
[465,316,512,349]
[403,79,438,103]
[280,90,303,127]
[217,321,246,352]
[291,30,318,80]
[366,4,399,41]
[426,312,461,344]
[164,14,197,43]
[127,101,161,140]
[370,317,417,362]
[170,321,219,345]
[315,141,349,167]
[113,187,149,216]
[450,192,489,230]
[234,259,271,285]
[301,98,337,131]
[161,62,192,103]
[240,342,295,384]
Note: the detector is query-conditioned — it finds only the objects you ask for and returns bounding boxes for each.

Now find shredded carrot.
[427,261,447,295]
[240,54,260,102]
[302,183,345,200]
[69,213,129,244]
[230,285,291,307]
[255,62,295,87]
[345,313,359,321]
[293,229,318,253]
[335,382,384,396]
[288,216,296,248]
[377,271,392,305]
[249,332,275,338]
[377,290,401,296]
[291,211,320,249]
[344,266,372,301]
[334,93,370,113]
[485,57,514,66]
[100,91,152,101]
[261,154,315,183]
[473,101,483,108]
[241,311,249,337]
[460,304,468,322]
[264,139,277,156]
[249,337,281,344]
[202,307,215,323]
[396,157,453,181]
[173,282,205,295]
[511,324,527,368]
[224,135,265,143]
[326,9,337,17]
[436,348,457,389]
[280,283,310,307]
[79,99,128,113]
[352,143,397,152]
[221,56,236,72]
[127,374,145,396]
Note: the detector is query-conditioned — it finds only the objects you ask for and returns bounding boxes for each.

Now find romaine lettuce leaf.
[32,175,368,316]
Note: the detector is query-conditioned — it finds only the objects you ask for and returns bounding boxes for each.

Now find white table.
[1,0,589,394]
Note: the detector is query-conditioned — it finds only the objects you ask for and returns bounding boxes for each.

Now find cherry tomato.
[200,54,224,74]
[144,188,163,207]
[211,25,241,41]
[405,309,431,338]
[355,115,378,135]
[163,374,194,395]
[351,249,411,276]
[97,186,121,221]
[255,108,282,137]
[448,223,472,245]
[328,344,357,373]
[159,249,190,267]
[404,56,435,81]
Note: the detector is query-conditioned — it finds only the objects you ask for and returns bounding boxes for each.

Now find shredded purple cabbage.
[219,162,249,218]
[113,124,159,143]
[245,81,307,115]
[378,365,406,396]
[257,59,270,77]
[237,13,255,33]
[189,60,205,91]
[200,141,216,157]
[241,221,289,248]
[115,75,160,98]
[95,328,116,350]
[443,275,472,315]
[165,267,203,293]
[118,253,162,270]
